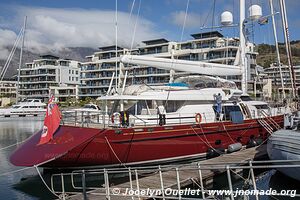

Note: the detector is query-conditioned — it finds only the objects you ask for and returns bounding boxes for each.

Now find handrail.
[49,159,300,199]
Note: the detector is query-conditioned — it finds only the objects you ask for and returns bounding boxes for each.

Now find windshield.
[12,105,21,109]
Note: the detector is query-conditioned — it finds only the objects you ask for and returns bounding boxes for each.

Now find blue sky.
[0,0,299,58]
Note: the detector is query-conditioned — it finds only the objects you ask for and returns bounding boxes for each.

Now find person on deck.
[214,93,222,120]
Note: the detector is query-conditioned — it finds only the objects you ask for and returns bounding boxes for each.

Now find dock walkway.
[68,145,267,200]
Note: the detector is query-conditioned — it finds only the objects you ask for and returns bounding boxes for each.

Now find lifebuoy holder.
[195,113,202,123]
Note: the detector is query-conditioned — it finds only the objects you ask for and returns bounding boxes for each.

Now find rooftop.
[40,55,60,60]
[142,38,169,45]
[98,45,124,52]
[191,31,224,39]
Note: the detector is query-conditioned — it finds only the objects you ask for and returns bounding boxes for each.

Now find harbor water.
[0,118,300,200]
[0,118,56,200]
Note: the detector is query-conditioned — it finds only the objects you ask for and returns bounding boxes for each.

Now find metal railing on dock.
[49,159,300,200]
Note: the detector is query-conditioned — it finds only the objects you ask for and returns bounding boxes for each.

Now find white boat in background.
[72,103,101,113]
[0,99,46,117]
[62,103,102,124]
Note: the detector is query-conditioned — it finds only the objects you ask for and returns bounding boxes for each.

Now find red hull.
[10,115,284,168]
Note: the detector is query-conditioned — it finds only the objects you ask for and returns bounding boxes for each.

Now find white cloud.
[170,11,207,29]
[0,6,161,60]
[0,29,18,59]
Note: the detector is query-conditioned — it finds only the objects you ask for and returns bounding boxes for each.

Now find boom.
[121,55,242,76]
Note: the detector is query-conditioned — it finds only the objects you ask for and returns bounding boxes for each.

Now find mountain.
[0,47,96,79]
[256,40,300,68]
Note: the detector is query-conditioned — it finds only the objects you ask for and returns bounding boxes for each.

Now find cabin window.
[34,100,40,102]
[162,101,185,113]
[213,105,242,121]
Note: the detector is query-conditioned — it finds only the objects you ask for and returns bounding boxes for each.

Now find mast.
[240,0,247,94]
[16,16,27,104]
[115,0,118,92]
[269,0,285,98]
[279,0,296,97]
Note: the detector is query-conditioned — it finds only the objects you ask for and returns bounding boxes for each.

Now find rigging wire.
[180,0,190,43]
[200,1,215,29]
[128,0,136,21]
[0,27,24,81]
[130,0,141,52]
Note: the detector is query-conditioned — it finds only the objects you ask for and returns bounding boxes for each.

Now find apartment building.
[79,31,263,99]
[19,55,80,102]
[79,46,135,98]
[0,80,17,107]
[264,63,300,98]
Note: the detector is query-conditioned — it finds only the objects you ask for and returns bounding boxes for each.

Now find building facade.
[0,80,17,107]
[264,64,300,98]
[79,31,263,99]
[19,55,80,102]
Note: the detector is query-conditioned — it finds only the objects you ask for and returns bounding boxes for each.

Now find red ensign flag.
[38,95,61,145]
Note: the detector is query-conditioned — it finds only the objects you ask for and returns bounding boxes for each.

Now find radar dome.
[249,5,262,20]
[221,11,233,26]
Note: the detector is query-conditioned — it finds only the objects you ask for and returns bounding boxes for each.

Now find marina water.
[0,118,56,200]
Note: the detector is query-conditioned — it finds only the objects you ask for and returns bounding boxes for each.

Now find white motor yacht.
[0,99,46,117]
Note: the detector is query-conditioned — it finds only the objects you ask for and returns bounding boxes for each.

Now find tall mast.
[279,0,296,97]
[16,16,27,104]
[240,0,247,94]
[115,0,118,92]
[269,0,285,98]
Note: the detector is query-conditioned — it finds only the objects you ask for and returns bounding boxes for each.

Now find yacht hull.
[11,115,284,169]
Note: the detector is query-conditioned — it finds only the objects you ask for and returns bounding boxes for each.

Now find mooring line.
[0,141,25,151]
[0,166,34,177]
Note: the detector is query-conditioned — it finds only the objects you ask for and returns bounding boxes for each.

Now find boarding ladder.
[257,110,281,134]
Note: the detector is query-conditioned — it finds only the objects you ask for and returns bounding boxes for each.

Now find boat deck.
[68,145,267,200]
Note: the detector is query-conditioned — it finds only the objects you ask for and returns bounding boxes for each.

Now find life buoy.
[195,113,202,123]
[111,112,121,124]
